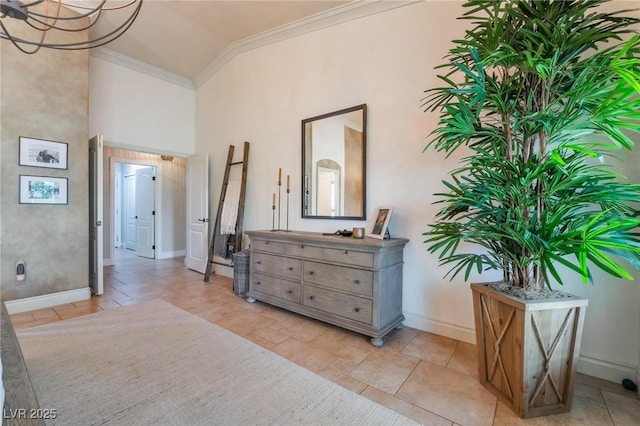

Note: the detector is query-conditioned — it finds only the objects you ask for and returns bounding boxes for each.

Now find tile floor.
[11,249,640,425]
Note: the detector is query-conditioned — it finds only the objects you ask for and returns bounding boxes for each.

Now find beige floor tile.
[402,331,459,366]
[278,318,331,342]
[327,357,359,376]
[380,325,420,352]
[602,390,640,426]
[311,327,375,364]
[319,367,368,394]
[349,348,420,394]
[10,311,35,325]
[361,386,453,426]
[574,380,606,404]
[493,393,613,425]
[272,337,337,373]
[446,341,478,378]
[13,317,61,330]
[30,308,59,321]
[577,374,639,400]
[396,360,497,426]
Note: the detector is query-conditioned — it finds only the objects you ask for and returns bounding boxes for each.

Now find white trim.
[402,310,476,344]
[90,48,195,90]
[193,0,419,89]
[212,263,233,279]
[404,310,639,385]
[156,250,186,260]
[104,257,114,267]
[194,0,420,87]
[5,288,91,314]
[577,354,638,385]
[89,2,419,90]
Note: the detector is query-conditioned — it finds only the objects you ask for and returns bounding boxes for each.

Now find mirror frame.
[301,104,367,220]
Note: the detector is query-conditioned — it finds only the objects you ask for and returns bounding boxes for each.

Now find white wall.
[89,56,196,157]
[194,0,640,384]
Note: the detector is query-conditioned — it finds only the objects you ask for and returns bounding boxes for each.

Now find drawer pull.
[354,307,360,313]
[354,279,360,284]
[345,250,349,255]
[301,245,304,249]
[256,281,261,285]
[309,295,315,300]
[287,290,293,294]
[309,271,315,275]
[265,241,270,244]
[256,261,262,265]
[288,267,294,271]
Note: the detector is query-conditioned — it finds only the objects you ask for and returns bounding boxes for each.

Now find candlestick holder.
[285,187,290,231]
[277,180,282,231]
[271,204,276,231]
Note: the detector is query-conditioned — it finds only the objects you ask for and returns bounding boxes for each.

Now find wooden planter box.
[471,283,588,418]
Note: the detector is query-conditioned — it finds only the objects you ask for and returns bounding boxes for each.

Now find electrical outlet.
[16,260,26,285]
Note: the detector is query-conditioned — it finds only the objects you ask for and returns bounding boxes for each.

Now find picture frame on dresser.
[19,136,68,170]
[367,206,393,239]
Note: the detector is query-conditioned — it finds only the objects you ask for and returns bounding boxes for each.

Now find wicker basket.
[232,250,250,297]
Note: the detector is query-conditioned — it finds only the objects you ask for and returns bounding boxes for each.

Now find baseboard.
[402,311,476,344]
[4,287,91,314]
[104,257,114,266]
[577,354,638,385]
[156,250,186,260]
[212,263,233,279]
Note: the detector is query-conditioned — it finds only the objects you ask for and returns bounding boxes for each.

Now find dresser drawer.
[252,273,300,303]
[252,252,301,280]
[253,239,305,257]
[303,285,372,324]
[303,261,373,296]
[300,246,373,268]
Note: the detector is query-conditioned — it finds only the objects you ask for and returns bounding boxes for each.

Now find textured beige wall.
[0,7,89,301]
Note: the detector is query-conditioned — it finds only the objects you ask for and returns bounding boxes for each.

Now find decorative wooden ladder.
[204,141,249,282]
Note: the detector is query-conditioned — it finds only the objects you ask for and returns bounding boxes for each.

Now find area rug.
[16,299,416,425]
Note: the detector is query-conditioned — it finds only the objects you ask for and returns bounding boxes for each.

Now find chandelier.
[0,0,143,54]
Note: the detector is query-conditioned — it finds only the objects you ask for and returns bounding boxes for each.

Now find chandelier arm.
[0,19,42,53]
[27,0,108,20]
[58,0,138,12]
[20,0,46,7]
[26,8,103,32]
[31,0,140,50]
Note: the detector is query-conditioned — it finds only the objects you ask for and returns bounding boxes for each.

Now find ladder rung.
[229,161,244,166]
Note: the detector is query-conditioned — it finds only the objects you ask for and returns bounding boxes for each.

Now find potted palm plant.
[422,0,640,418]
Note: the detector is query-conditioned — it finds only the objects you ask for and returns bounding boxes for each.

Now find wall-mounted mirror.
[302,104,366,219]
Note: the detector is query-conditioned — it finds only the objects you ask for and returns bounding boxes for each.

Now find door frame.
[107,156,160,266]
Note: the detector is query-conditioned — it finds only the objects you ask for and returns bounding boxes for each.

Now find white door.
[89,135,104,295]
[124,174,137,250]
[135,167,155,258]
[186,154,209,273]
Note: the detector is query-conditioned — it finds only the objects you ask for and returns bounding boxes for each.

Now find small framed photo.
[19,136,68,169]
[19,175,68,205]
[367,206,393,239]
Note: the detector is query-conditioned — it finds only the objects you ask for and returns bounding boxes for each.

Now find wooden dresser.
[246,230,409,346]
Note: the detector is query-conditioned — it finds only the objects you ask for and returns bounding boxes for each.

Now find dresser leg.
[370,337,384,347]
[247,297,256,303]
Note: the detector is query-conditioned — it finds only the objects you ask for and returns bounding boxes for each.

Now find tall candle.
[272,193,276,207]
[278,168,282,184]
[287,175,290,191]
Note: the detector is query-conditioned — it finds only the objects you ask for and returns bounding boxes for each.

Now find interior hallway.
[11,249,640,425]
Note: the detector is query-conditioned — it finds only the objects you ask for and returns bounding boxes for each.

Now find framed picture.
[367,206,393,239]
[19,175,68,205]
[19,136,68,169]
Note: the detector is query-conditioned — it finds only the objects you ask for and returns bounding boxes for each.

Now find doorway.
[103,147,188,268]
[117,162,157,259]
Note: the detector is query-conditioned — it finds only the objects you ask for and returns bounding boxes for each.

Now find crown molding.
[90,48,195,90]
[90,1,419,90]
[193,0,420,88]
